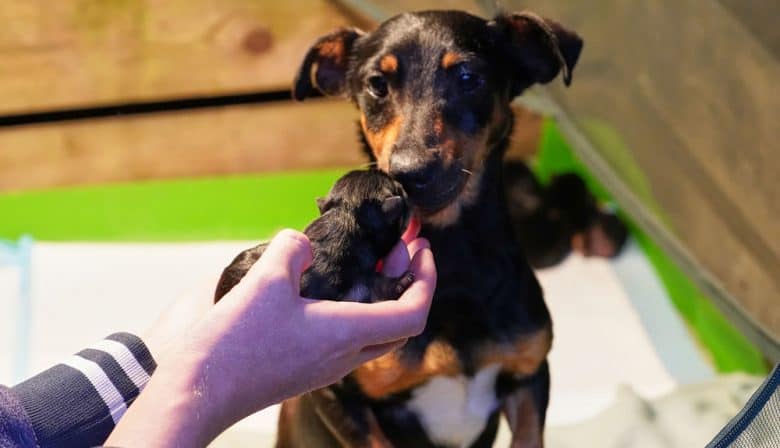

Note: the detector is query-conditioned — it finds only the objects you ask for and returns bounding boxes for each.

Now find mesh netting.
[707,364,780,448]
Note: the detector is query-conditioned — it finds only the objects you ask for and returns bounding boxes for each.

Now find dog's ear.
[491,12,583,95]
[293,28,364,101]
[316,197,335,214]
[380,195,405,223]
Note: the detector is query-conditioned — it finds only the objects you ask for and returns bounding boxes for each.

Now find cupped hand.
[107,228,435,447]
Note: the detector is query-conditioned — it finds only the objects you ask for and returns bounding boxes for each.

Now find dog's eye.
[367,75,389,98]
[457,68,483,93]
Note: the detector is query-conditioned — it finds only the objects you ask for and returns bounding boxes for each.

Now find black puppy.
[214,169,413,303]
[503,160,628,269]
[290,9,583,448]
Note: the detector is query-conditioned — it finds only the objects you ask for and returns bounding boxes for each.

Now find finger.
[401,215,421,244]
[382,240,411,277]
[244,229,313,293]
[321,247,436,346]
[355,339,407,365]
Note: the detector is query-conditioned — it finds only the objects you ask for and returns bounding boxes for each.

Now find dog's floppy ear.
[316,197,328,214]
[491,11,583,95]
[380,195,405,223]
[293,28,364,101]
[316,196,338,214]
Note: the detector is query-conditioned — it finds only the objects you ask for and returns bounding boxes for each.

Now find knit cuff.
[12,332,157,447]
[0,385,38,447]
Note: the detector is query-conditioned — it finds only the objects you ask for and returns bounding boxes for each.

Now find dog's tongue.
[402,215,422,243]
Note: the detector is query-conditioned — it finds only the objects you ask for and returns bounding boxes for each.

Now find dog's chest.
[407,364,502,448]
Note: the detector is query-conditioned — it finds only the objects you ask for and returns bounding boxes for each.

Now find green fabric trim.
[0,170,343,242]
[534,119,765,374]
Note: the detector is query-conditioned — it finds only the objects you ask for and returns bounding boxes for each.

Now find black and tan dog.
[285,9,583,447]
[503,161,628,269]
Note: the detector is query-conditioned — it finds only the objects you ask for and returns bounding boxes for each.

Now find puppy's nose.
[389,154,434,193]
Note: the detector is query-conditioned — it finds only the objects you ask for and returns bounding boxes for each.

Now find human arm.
[1,333,155,448]
[106,228,436,447]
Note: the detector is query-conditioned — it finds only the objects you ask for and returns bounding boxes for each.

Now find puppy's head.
[295,10,582,224]
[317,170,409,255]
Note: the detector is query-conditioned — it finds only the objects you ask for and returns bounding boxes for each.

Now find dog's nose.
[389,154,434,193]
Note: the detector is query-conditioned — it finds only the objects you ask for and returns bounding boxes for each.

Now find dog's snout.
[389,153,435,193]
[423,134,439,149]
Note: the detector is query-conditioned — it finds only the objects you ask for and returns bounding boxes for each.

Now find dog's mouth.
[406,167,470,215]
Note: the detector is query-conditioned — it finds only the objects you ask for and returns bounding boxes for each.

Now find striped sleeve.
[11,332,156,448]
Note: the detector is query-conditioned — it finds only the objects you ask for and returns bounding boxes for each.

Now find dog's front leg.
[309,387,393,448]
[502,361,550,448]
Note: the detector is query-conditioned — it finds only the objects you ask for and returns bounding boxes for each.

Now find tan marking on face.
[423,101,512,228]
[433,117,444,138]
[422,132,489,228]
[379,54,398,73]
[361,114,402,171]
[478,325,552,375]
[318,39,345,64]
[441,51,462,69]
[352,340,461,399]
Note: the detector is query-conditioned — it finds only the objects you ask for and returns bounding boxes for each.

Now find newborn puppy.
[503,160,628,268]
[214,169,413,303]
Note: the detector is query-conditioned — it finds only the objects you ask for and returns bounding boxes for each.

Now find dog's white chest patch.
[407,363,502,448]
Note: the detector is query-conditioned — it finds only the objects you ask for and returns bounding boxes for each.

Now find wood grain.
[0,100,367,191]
[0,100,540,192]
[502,0,780,338]
[0,0,354,114]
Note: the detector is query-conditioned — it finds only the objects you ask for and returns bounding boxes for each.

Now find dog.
[286,9,583,447]
[214,169,413,304]
[503,161,628,269]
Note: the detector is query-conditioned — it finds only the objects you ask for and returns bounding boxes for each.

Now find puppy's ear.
[316,197,333,214]
[491,11,582,95]
[381,195,405,223]
[293,28,364,101]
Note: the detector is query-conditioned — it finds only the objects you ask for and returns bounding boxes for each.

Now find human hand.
[107,227,435,447]
[141,215,424,361]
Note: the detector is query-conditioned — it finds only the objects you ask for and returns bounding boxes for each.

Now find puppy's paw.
[371,271,415,301]
[394,271,415,296]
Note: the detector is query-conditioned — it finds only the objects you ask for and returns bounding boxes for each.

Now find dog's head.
[295,10,582,225]
[317,169,410,255]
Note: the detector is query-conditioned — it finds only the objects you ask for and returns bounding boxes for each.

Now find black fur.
[214,169,412,303]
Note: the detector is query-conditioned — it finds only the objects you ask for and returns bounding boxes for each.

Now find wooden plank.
[0,0,354,114]
[505,0,780,338]
[0,100,365,191]
[0,101,539,193]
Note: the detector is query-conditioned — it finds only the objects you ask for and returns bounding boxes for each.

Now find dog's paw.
[394,271,415,296]
[371,271,415,301]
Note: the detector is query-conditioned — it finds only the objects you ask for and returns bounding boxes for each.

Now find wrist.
[106,349,222,447]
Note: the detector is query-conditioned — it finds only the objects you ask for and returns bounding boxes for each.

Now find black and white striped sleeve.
[11,333,156,448]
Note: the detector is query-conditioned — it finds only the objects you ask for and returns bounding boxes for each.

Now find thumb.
[244,229,313,293]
